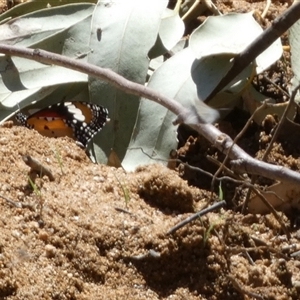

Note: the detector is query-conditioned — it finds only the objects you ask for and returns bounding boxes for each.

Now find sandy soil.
[0,123,299,300]
[1,1,300,300]
[0,122,299,300]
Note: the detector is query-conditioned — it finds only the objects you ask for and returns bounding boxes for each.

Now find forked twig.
[242,84,300,212]
[210,102,269,196]
[0,42,300,187]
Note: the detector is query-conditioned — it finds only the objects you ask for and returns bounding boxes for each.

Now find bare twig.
[167,200,226,234]
[0,45,187,120]
[227,275,265,300]
[127,249,161,260]
[22,155,55,181]
[251,188,291,238]
[0,45,300,186]
[211,102,268,195]
[262,75,290,98]
[242,85,300,212]
[203,0,221,16]
[0,194,34,210]
[205,2,300,102]
[114,207,132,215]
[262,84,299,160]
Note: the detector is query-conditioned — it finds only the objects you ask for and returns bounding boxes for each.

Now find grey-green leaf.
[0,4,94,112]
[122,47,196,171]
[1,4,94,47]
[190,12,282,74]
[289,17,300,88]
[88,0,168,164]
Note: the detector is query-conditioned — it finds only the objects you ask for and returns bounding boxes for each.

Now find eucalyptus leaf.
[191,53,254,115]
[0,82,89,124]
[0,0,95,23]
[122,47,218,171]
[159,7,185,49]
[0,4,94,47]
[0,86,56,122]
[11,57,87,89]
[190,12,282,74]
[149,7,185,59]
[289,17,300,87]
[88,0,168,164]
[122,99,177,171]
[0,86,55,109]
[0,4,93,110]
[17,82,90,112]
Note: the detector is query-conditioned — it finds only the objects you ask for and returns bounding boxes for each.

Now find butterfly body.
[16,101,109,148]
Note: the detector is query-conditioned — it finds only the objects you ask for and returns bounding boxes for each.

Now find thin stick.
[205,2,300,102]
[22,155,55,181]
[251,188,291,239]
[261,0,272,19]
[262,84,299,160]
[262,75,290,98]
[0,45,188,120]
[1,45,300,186]
[0,194,34,210]
[167,200,226,234]
[227,275,265,300]
[211,102,268,196]
[242,84,300,212]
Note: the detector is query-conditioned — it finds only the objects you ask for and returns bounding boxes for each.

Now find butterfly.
[15,101,109,148]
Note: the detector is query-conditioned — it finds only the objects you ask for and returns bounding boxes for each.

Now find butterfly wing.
[65,102,109,147]
[16,101,109,148]
[28,117,74,138]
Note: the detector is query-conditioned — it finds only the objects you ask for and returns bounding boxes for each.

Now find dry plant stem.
[22,155,55,181]
[263,75,290,98]
[205,1,300,102]
[185,163,275,189]
[251,187,291,238]
[114,207,131,215]
[203,0,221,15]
[261,0,271,19]
[129,249,161,261]
[244,251,255,265]
[210,102,268,196]
[227,275,265,300]
[174,0,182,12]
[206,155,243,180]
[242,85,299,213]
[188,164,290,236]
[1,45,300,186]
[262,85,299,159]
[167,200,226,234]
[182,0,201,21]
[0,194,34,210]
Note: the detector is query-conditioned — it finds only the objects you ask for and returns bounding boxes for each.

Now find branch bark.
[205,1,300,102]
[0,44,300,185]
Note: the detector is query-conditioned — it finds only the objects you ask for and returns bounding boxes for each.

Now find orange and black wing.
[16,101,109,148]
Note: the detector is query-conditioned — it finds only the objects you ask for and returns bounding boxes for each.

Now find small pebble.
[38,230,49,242]
[45,244,56,258]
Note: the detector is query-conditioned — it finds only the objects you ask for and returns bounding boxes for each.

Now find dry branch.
[0,44,300,186]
